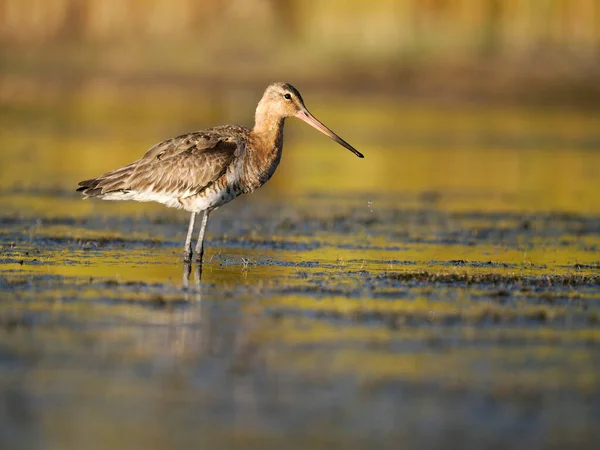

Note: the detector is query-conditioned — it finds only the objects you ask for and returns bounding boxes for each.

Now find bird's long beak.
[295,109,364,158]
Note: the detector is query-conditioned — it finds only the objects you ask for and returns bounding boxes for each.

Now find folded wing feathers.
[77,134,238,201]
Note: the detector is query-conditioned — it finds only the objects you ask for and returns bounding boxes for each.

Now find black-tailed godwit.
[77,82,363,265]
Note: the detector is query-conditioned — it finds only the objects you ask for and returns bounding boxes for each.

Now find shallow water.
[1,86,599,449]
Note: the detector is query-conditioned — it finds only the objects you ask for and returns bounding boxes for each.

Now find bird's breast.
[240,142,283,193]
[241,157,280,193]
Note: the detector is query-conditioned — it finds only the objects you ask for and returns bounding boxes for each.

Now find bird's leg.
[194,210,211,265]
[183,261,192,288]
[183,262,202,292]
[193,264,202,285]
[183,212,196,263]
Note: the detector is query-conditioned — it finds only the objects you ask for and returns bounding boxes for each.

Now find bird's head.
[255,82,364,158]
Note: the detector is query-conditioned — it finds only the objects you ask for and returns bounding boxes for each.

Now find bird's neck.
[240,110,286,192]
[252,110,286,160]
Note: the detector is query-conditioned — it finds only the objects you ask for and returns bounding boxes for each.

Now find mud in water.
[1,93,600,449]
[1,191,599,450]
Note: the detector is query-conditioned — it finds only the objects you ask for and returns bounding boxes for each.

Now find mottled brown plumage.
[78,82,363,265]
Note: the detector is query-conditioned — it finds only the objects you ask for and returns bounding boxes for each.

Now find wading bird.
[77,82,363,265]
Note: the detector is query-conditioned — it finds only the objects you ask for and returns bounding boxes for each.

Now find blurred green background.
[1,0,599,100]
[0,0,599,216]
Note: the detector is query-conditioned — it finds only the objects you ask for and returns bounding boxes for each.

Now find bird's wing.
[77,132,240,199]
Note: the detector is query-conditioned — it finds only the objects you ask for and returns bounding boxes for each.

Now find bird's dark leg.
[183,261,192,288]
[182,264,203,300]
[194,210,211,265]
[183,212,196,263]
[183,261,203,290]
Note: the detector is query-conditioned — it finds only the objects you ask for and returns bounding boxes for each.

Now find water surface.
[1,86,599,449]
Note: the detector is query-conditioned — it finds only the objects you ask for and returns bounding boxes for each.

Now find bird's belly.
[180,186,241,212]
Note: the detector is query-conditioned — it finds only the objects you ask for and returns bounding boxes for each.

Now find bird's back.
[77,125,250,211]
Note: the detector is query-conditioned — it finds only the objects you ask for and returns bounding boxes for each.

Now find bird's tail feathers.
[76,163,136,199]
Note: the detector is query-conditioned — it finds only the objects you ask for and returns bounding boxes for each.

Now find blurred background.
[0,0,599,215]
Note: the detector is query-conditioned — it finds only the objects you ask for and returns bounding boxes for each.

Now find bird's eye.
[283,93,292,100]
